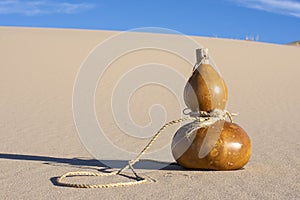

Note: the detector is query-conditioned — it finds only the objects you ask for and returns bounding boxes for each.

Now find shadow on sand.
[0,153,187,187]
[0,153,185,170]
[0,153,240,186]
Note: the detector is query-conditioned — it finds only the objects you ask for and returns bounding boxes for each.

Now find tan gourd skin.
[184,64,228,112]
[172,121,251,170]
[172,61,251,170]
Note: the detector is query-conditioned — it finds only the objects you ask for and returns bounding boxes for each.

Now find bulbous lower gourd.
[171,120,251,170]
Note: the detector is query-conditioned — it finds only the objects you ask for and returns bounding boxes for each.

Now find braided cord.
[57,109,233,188]
[57,117,195,188]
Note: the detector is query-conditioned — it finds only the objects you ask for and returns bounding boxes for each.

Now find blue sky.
[0,0,299,44]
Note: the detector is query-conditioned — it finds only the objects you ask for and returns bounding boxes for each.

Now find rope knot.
[183,108,236,126]
[205,109,225,120]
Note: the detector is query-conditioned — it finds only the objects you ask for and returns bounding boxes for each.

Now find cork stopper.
[196,48,209,64]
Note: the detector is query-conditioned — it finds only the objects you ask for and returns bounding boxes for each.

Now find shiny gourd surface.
[184,64,228,112]
[171,120,251,170]
[172,60,251,170]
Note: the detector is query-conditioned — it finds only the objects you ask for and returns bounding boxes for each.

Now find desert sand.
[0,27,299,199]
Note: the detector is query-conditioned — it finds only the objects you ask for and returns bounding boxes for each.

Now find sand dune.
[0,27,299,199]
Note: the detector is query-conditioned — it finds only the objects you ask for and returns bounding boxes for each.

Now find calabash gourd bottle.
[171,48,251,170]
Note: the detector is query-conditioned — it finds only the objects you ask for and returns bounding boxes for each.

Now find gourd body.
[184,64,228,111]
[171,121,251,170]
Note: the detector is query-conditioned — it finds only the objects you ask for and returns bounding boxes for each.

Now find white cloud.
[0,0,94,15]
[229,0,300,18]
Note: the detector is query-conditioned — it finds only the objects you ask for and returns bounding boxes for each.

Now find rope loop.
[57,108,236,188]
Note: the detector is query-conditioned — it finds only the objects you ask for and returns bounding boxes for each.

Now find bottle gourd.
[171,48,251,170]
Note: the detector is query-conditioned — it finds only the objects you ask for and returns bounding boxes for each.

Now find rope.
[57,171,147,188]
[56,109,234,188]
